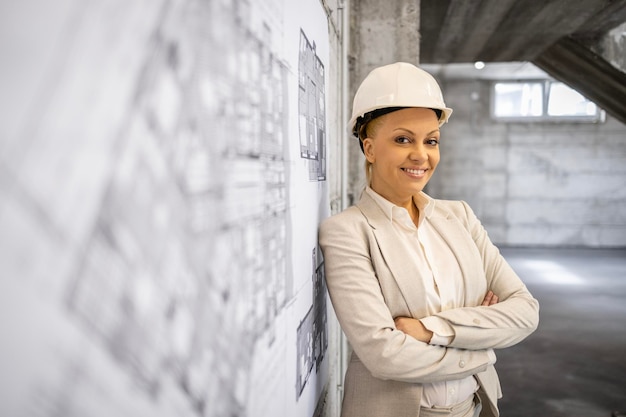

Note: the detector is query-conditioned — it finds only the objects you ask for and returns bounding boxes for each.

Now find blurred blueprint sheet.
[0,0,329,416]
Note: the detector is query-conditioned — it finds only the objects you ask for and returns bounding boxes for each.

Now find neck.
[407,198,420,227]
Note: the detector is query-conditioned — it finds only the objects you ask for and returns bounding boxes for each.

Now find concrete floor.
[496,247,626,417]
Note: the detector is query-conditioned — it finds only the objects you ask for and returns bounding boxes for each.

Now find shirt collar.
[365,187,435,226]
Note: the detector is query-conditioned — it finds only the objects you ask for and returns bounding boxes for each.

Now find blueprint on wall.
[0,0,329,416]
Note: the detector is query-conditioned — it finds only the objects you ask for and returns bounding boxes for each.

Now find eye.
[395,136,411,144]
[425,138,439,146]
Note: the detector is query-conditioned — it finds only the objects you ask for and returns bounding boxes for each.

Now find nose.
[408,143,427,162]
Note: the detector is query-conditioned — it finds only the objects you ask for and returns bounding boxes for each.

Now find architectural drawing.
[296,247,328,399]
[298,30,327,181]
[0,0,329,416]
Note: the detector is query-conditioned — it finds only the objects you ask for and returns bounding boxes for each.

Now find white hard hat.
[349,62,453,137]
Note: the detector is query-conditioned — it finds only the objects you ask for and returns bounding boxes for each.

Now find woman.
[319,62,539,417]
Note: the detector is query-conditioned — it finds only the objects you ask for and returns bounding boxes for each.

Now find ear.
[362,138,375,162]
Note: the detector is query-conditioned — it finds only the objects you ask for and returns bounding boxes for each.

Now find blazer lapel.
[427,203,485,303]
[356,192,430,315]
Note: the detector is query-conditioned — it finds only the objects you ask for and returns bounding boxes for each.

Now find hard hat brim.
[349,105,453,137]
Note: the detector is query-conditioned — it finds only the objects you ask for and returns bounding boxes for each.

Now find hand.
[481,290,499,306]
[395,291,499,343]
[393,317,433,343]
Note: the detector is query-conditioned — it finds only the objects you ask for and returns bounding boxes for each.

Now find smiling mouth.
[402,168,426,175]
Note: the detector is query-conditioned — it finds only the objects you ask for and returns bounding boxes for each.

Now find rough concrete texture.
[349,0,420,82]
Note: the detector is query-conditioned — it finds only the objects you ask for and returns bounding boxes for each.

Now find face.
[362,107,440,207]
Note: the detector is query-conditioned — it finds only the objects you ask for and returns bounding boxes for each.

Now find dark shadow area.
[497,247,626,417]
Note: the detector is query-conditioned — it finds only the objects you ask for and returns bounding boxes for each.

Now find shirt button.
[459,360,466,368]
[473,318,481,325]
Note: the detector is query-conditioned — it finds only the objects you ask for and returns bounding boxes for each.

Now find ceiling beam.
[483,0,612,62]
[457,0,518,62]
[419,0,452,63]
[533,36,626,125]
[432,0,482,63]
[573,0,626,41]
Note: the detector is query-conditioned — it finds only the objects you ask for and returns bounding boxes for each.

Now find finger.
[481,291,493,306]
[491,295,499,305]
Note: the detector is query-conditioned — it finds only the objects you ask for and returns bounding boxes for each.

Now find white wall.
[0,1,348,416]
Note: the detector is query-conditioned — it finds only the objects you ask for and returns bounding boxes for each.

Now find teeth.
[404,168,425,175]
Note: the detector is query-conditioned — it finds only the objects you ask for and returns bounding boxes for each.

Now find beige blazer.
[319,191,539,417]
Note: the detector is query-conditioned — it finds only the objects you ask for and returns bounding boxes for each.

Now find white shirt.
[365,187,479,407]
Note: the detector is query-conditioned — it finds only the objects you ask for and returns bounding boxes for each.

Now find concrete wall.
[427,78,626,248]
[0,1,348,416]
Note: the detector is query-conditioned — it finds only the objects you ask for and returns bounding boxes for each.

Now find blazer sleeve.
[319,209,494,383]
[422,201,540,351]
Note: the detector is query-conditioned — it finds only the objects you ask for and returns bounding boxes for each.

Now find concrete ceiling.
[419,0,626,64]
[418,0,626,124]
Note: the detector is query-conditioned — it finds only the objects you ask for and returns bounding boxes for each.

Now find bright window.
[547,82,598,117]
[493,82,543,118]
[492,80,603,122]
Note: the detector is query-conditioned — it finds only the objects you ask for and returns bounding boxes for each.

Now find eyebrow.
[393,127,440,136]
